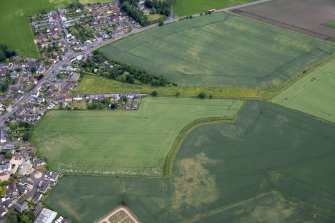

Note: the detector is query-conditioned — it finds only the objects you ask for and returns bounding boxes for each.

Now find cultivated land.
[47,101,335,223]
[0,0,75,58]
[236,0,335,40]
[100,13,335,88]
[273,58,335,123]
[31,97,243,176]
[173,0,255,17]
[75,75,269,98]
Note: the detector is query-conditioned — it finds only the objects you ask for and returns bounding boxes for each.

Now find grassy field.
[100,13,335,88]
[0,0,75,58]
[325,21,335,28]
[174,0,254,17]
[31,97,242,176]
[79,0,114,3]
[74,75,269,98]
[47,101,335,223]
[273,58,335,123]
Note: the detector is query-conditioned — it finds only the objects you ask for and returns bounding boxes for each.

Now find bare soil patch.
[233,0,335,40]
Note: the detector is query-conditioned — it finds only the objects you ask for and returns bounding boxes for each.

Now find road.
[0,0,270,125]
[22,169,45,201]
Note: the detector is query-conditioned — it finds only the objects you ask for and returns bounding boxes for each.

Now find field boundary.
[227,11,335,46]
[267,52,335,100]
[232,10,331,40]
[163,101,246,177]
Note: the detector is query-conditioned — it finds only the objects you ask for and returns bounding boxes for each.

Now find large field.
[31,97,242,176]
[235,0,335,40]
[0,0,75,58]
[273,58,335,123]
[47,101,335,223]
[100,13,335,88]
[173,0,255,17]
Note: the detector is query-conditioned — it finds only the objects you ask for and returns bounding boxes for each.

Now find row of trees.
[80,51,174,87]
[145,0,171,16]
[0,44,16,62]
[120,0,148,26]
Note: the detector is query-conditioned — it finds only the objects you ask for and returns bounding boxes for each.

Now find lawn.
[0,0,75,58]
[174,0,255,17]
[100,13,335,88]
[31,97,243,176]
[74,75,269,98]
[47,101,335,223]
[273,58,335,123]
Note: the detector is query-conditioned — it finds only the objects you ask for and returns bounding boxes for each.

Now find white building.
[34,208,57,223]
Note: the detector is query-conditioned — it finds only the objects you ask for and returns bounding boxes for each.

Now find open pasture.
[47,101,335,223]
[31,97,242,176]
[74,75,269,98]
[173,0,255,17]
[100,13,335,88]
[235,0,335,40]
[273,58,335,123]
[0,0,75,58]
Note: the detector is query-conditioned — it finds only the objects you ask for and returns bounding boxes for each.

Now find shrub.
[198,92,206,99]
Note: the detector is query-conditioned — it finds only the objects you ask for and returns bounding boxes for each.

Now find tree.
[144,0,153,8]
[150,91,158,97]
[0,83,8,92]
[0,44,16,62]
[198,92,206,99]
[30,66,37,74]
[22,131,30,141]
[4,150,12,159]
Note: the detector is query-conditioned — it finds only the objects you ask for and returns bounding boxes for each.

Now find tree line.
[79,51,176,87]
[0,44,16,62]
[120,0,148,26]
[145,0,171,16]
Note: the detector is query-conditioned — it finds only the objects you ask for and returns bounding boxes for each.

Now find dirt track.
[233,0,335,40]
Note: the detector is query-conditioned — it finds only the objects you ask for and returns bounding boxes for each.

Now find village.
[0,1,154,222]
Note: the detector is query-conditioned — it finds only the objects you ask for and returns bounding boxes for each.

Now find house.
[44,171,60,184]
[14,202,29,213]
[0,206,7,217]
[1,144,15,153]
[18,160,33,175]
[32,193,43,204]
[38,181,51,193]
[0,128,6,143]
[0,164,11,174]
[34,159,46,167]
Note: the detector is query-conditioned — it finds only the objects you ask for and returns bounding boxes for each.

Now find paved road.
[22,169,45,200]
[0,0,271,125]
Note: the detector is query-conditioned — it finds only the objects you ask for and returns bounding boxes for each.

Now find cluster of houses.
[0,1,154,221]
[66,93,144,110]
[0,140,64,219]
[0,56,49,114]
[32,11,70,63]
[32,1,140,53]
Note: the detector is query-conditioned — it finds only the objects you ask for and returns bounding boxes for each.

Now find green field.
[31,97,242,176]
[75,75,269,98]
[273,58,335,123]
[47,101,335,223]
[0,0,75,58]
[325,20,335,28]
[174,0,254,17]
[100,13,335,88]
